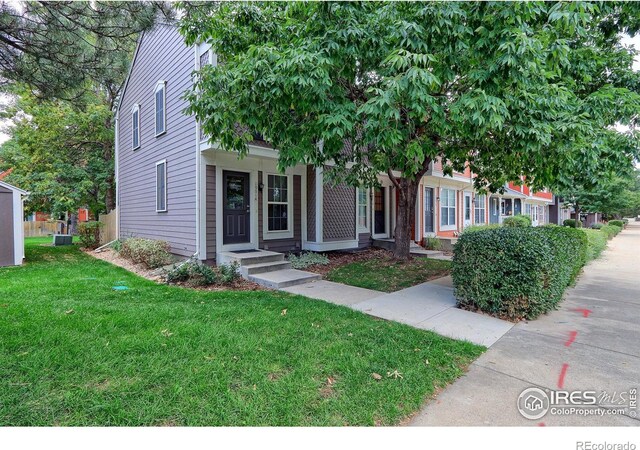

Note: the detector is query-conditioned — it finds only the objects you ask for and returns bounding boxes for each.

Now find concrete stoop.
[218,250,320,289]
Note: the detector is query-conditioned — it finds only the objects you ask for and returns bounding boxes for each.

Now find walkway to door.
[410,221,640,426]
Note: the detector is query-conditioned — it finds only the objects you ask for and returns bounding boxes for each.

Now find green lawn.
[0,238,482,426]
[326,257,452,293]
[581,228,608,262]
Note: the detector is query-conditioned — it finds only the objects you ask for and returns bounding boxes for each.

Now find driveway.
[411,221,640,426]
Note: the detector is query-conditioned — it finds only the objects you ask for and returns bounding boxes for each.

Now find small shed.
[0,180,28,267]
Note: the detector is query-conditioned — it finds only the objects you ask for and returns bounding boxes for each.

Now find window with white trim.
[131,104,140,150]
[267,174,289,232]
[357,188,369,232]
[155,81,166,136]
[474,194,486,224]
[156,160,167,212]
[440,188,456,228]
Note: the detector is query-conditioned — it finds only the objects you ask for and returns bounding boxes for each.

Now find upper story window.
[131,104,140,150]
[155,81,166,136]
[440,188,456,229]
[474,194,486,224]
[156,160,167,212]
[357,188,369,232]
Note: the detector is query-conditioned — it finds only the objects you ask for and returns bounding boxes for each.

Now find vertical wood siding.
[117,24,197,257]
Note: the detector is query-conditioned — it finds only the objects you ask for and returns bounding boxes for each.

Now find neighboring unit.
[0,180,28,267]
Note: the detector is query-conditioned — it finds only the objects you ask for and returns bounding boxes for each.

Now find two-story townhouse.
[116,23,559,276]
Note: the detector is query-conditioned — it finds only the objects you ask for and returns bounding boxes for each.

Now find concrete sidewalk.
[283,275,514,347]
[410,221,640,426]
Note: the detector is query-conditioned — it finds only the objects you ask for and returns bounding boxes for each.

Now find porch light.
[258,182,264,191]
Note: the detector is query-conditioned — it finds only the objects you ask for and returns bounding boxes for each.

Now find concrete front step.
[240,260,292,276]
[218,250,284,266]
[248,269,322,289]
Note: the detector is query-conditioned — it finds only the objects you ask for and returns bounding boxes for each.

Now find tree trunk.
[68,212,78,235]
[392,178,420,259]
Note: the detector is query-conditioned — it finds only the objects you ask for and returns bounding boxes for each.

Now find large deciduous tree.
[0,89,114,223]
[180,1,640,258]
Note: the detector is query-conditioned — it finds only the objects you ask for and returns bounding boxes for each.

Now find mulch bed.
[84,248,263,291]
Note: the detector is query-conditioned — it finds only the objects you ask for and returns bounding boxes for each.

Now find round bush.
[563,219,581,228]
[502,214,532,227]
[608,220,624,228]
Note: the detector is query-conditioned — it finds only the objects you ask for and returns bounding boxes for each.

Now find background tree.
[180,1,640,258]
[0,89,113,229]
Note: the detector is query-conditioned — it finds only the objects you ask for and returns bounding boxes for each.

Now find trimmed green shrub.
[452,226,588,321]
[581,229,607,261]
[423,236,443,250]
[623,219,629,225]
[461,224,502,234]
[165,259,239,286]
[502,214,532,227]
[608,220,624,228]
[590,223,604,230]
[119,237,172,269]
[601,224,622,239]
[110,239,123,252]
[77,221,103,249]
[563,219,582,228]
[288,251,330,269]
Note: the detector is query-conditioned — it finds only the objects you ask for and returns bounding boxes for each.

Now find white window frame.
[155,159,167,213]
[154,80,166,137]
[263,173,293,240]
[131,104,140,150]
[356,187,370,233]
[474,194,486,224]
[440,188,457,231]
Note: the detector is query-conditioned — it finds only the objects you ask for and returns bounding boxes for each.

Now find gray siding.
[205,165,216,260]
[306,165,316,242]
[358,232,372,249]
[323,182,356,241]
[0,188,14,267]
[258,171,302,252]
[117,24,197,257]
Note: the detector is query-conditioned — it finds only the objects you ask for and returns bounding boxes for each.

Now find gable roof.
[0,179,28,195]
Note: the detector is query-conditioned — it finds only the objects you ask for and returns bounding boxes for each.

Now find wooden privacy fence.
[23,221,62,237]
[98,209,117,245]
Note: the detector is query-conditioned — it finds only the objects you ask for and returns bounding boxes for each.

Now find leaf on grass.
[204,355,215,361]
[160,329,173,337]
[281,308,287,316]
[387,370,403,379]
[372,372,383,381]
[425,359,430,365]
[65,309,75,315]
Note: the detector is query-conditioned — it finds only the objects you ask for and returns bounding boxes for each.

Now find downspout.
[114,114,120,240]
[193,44,201,261]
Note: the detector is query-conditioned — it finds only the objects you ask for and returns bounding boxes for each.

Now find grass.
[0,238,482,426]
[582,229,608,262]
[326,256,452,293]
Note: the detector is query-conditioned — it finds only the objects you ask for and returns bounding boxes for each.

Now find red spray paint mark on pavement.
[565,331,578,347]
[572,308,593,318]
[558,363,569,389]
[538,422,546,427]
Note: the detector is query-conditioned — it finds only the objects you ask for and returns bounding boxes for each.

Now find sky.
[0,33,639,147]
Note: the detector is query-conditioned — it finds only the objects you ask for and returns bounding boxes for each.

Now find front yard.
[0,238,482,426]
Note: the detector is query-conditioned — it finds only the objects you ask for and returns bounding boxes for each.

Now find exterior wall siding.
[117,24,197,257]
[0,187,15,267]
[205,165,216,260]
[358,232,372,249]
[258,171,302,252]
[323,182,356,241]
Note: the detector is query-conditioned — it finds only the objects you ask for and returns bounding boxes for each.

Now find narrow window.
[267,174,288,231]
[440,188,456,227]
[474,194,486,224]
[357,188,369,231]
[131,104,140,150]
[156,160,167,212]
[155,81,166,136]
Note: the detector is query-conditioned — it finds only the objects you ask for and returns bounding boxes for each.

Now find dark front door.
[514,199,522,216]
[490,197,499,224]
[374,187,386,235]
[223,170,250,245]
[424,187,434,233]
